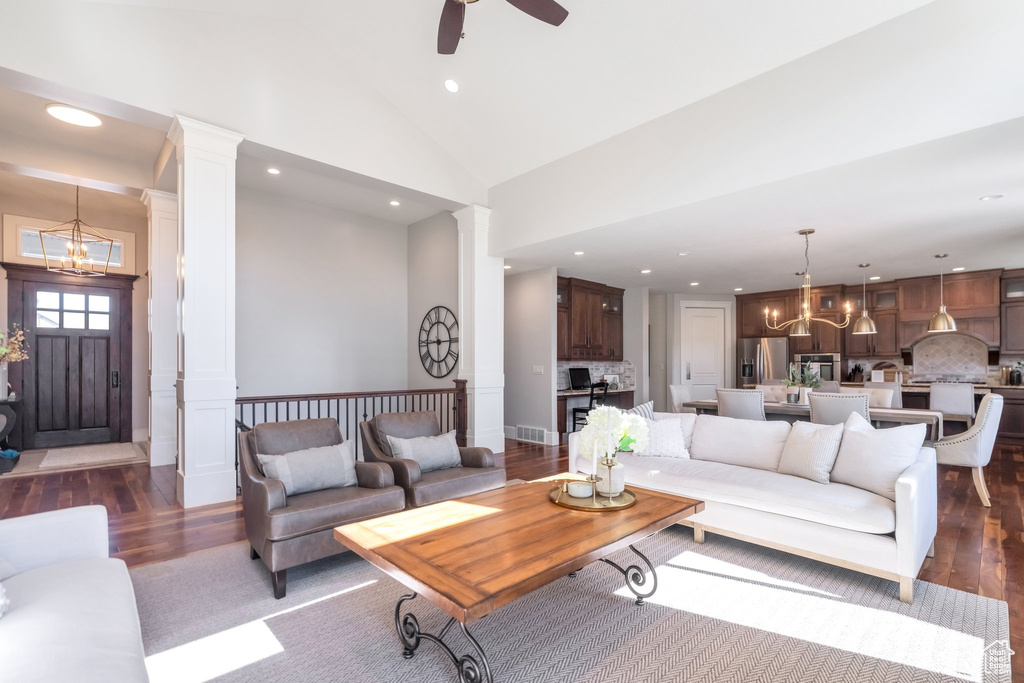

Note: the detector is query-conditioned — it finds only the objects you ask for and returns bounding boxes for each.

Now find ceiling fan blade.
[505,0,568,26]
[438,0,466,54]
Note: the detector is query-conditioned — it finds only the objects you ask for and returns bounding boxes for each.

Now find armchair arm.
[0,506,108,577]
[242,470,287,513]
[382,456,422,489]
[355,461,395,489]
[459,446,494,468]
[895,447,938,579]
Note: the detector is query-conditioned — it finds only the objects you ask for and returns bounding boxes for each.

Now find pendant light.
[852,263,877,335]
[927,253,957,333]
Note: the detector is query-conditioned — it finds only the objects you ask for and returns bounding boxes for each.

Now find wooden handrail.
[237,387,457,404]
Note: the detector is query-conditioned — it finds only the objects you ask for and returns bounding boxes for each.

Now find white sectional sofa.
[569,412,937,603]
[0,506,149,683]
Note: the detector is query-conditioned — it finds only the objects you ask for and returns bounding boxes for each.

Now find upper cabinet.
[898,269,1002,346]
[738,291,792,338]
[562,278,624,361]
[1001,269,1024,355]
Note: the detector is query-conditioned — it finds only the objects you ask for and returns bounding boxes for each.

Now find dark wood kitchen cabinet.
[994,388,1024,442]
[1001,269,1024,354]
[556,277,570,361]
[846,310,898,357]
[560,278,625,361]
[737,291,792,338]
[898,269,1002,347]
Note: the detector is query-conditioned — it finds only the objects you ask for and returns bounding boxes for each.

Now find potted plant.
[576,406,649,497]
[782,362,822,404]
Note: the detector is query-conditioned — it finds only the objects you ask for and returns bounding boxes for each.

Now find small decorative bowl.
[567,481,593,498]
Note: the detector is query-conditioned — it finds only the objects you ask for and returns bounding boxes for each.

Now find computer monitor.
[568,368,591,391]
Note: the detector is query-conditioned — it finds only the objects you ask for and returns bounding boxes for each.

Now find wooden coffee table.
[334,478,703,682]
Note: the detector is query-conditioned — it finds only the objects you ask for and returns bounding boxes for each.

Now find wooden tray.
[548,484,637,512]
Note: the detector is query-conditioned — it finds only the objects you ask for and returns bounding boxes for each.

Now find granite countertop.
[840,382,993,395]
[558,387,635,397]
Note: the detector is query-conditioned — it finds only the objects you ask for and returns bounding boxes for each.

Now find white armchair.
[931,393,1003,507]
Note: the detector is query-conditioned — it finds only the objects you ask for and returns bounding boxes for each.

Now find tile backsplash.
[557,361,636,391]
[911,334,989,382]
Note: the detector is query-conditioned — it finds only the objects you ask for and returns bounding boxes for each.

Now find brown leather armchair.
[239,418,405,598]
[360,411,506,508]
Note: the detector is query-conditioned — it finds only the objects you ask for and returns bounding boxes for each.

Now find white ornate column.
[454,205,505,453]
[168,116,244,508]
[141,189,178,467]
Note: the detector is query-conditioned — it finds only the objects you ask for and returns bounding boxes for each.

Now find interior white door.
[680,307,726,401]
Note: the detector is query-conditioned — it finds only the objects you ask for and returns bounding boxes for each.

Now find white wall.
[649,292,668,411]
[235,190,409,396]
[407,212,459,390]
[503,268,557,443]
[0,183,149,442]
[623,287,649,405]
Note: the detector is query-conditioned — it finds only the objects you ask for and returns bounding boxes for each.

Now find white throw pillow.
[257,441,358,496]
[829,412,926,501]
[777,421,843,484]
[653,412,698,450]
[690,414,791,471]
[634,418,689,458]
[388,431,462,473]
[0,582,8,619]
[627,401,655,420]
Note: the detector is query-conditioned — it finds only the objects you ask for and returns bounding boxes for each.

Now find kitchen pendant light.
[39,186,115,277]
[765,229,852,336]
[852,264,878,335]
[927,253,956,332]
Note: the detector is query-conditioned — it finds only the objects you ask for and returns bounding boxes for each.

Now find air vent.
[515,425,545,444]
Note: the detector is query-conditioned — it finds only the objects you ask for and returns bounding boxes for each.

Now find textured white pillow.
[257,441,358,496]
[0,582,9,619]
[634,418,689,458]
[830,412,926,500]
[690,414,791,471]
[388,431,462,472]
[627,401,655,420]
[653,412,698,450]
[777,421,843,484]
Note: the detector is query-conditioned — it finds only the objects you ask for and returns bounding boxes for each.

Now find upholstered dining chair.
[818,381,841,393]
[931,393,1003,507]
[838,386,895,408]
[809,392,870,425]
[239,418,406,598]
[716,389,766,421]
[360,411,506,508]
[668,384,697,414]
[865,381,903,408]
[573,381,609,430]
[930,382,977,435]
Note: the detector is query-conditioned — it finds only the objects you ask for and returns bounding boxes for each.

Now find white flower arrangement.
[576,405,649,470]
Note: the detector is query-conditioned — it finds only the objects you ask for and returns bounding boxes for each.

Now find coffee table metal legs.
[599,543,658,605]
[395,593,493,683]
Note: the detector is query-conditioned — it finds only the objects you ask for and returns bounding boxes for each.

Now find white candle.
[592,441,599,479]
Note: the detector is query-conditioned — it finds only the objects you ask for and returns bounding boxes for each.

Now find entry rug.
[131,527,1011,683]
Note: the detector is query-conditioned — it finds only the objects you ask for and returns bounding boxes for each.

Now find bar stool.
[929,383,976,436]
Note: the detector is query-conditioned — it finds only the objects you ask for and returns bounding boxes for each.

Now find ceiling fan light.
[789,319,811,337]
[852,312,878,335]
[928,306,957,333]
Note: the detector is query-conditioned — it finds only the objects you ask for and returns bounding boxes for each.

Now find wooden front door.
[5,264,136,450]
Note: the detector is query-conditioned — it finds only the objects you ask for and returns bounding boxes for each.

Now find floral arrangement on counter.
[782,362,821,389]
[0,325,29,364]
[576,406,649,468]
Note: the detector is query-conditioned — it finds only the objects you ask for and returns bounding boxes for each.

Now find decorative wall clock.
[419,306,459,378]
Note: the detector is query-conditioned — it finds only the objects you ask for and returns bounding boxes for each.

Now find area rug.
[131,526,1010,683]
[1,442,147,478]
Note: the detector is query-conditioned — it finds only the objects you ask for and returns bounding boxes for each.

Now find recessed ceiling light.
[952,266,966,272]
[444,79,459,93]
[677,252,689,257]
[979,194,1005,201]
[690,282,699,286]
[390,200,400,206]
[869,276,881,281]
[734,287,743,291]
[573,251,584,256]
[504,265,511,270]
[46,104,101,127]
[640,269,651,274]
[267,168,281,175]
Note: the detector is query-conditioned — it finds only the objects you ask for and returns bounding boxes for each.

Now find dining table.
[682,399,944,441]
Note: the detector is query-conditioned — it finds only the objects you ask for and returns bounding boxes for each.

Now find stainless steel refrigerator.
[737,338,790,387]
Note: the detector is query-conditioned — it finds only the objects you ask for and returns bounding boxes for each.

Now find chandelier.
[765,229,852,336]
[39,186,114,277]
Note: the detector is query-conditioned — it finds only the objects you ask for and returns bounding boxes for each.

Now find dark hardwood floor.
[1,439,1022,679]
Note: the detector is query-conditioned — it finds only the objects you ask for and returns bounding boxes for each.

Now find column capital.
[167,115,245,158]
[453,204,492,232]
[140,188,177,212]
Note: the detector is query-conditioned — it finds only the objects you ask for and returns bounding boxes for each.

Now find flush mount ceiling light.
[40,186,114,277]
[765,229,852,337]
[503,265,511,270]
[952,266,966,272]
[734,287,743,292]
[267,168,281,175]
[46,103,102,127]
[979,194,1005,201]
[852,264,878,336]
[690,282,699,286]
[677,252,689,257]
[640,269,651,274]
[928,254,956,333]
[444,79,459,93]
[390,200,401,206]
[573,251,584,256]
[869,275,881,281]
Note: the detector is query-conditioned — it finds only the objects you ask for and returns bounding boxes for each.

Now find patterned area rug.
[131,527,1010,683]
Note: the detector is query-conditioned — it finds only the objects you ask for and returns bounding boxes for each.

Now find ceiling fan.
[438,0,568,54]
